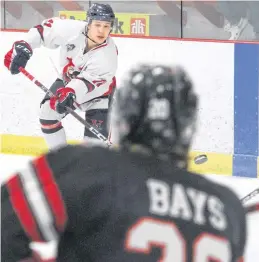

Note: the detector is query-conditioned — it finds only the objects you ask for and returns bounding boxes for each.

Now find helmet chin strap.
[86,33,99,45]
[83,25,106,46]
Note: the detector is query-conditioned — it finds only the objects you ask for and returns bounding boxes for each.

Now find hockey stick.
[19,67,112,148]
[240,188,259,204]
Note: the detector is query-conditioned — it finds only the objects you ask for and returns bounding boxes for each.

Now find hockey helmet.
[87,3,115,28]
[109,64,198,160]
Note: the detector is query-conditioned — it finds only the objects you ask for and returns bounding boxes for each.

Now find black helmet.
[109,64,198,162]
[87,3,115,27]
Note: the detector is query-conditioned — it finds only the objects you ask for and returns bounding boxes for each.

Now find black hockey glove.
[4,40,33,74]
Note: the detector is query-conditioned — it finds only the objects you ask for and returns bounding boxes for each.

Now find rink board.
[0,32,235,154]
[0,33,258,178]
[1,133,258,178]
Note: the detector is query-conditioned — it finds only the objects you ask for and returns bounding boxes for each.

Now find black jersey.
[1,145,246,262]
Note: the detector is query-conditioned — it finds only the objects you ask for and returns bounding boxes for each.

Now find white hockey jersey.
[24,17,118,104]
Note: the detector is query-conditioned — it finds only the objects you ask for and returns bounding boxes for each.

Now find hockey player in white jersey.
[4,3,117,149]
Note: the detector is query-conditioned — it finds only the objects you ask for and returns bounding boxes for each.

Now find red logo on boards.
[130,18,146,36]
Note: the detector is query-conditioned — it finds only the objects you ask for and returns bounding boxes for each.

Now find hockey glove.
[50,87,76,114]
[4,40,33,74]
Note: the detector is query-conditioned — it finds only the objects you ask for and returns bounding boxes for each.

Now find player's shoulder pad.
[213,181,245,212]
[45,144,113,175]
[43,16,86,26]
[41,17,86,35]
[193,172,246,217]
[209,179,246,254]
[107,36,116,46]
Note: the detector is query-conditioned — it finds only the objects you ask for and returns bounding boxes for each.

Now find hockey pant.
[39,78,111,149]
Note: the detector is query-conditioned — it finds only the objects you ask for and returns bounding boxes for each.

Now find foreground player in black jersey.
[2,64,246,261]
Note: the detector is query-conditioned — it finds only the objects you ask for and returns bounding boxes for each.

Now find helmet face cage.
[109,64,198,158]
[87,3,115,31]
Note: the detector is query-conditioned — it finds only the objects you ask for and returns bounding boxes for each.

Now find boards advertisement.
[58,11,150,36]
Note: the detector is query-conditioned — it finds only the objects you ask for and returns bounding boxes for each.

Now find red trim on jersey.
[103,76,116,96]
[34,25,44,41]
[6,175,43,241]
[92,79,107,87]
[41,121,62,130]
[63,57,75,76]
[75,77,95,92]
[92,41,108,51]
[32,156,67,232]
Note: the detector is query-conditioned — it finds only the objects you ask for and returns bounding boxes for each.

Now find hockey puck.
[194,154,208,165]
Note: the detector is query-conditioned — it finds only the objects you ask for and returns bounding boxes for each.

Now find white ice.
[1,153,259,261]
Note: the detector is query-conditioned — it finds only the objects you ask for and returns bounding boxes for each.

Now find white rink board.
[0,32,234,153]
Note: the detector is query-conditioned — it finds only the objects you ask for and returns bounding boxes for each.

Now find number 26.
[125,217,231,261]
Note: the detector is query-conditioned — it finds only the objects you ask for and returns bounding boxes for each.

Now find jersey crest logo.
[66,44,75,52]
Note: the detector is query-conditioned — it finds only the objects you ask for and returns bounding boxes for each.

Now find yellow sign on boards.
[58,11,150,36]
